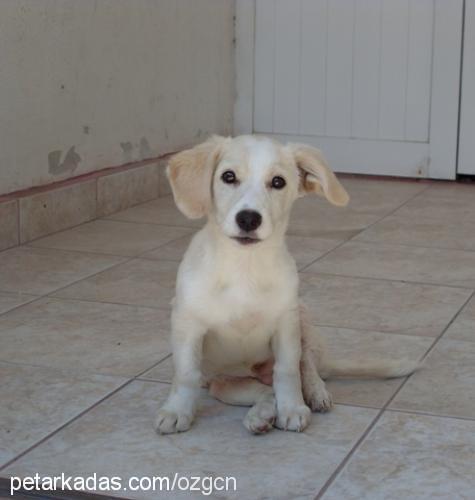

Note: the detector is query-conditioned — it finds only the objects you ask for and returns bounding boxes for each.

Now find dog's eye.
[271,176,286,190]
[221,170,237,184]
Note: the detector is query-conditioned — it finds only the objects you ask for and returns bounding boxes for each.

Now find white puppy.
[155,135,419,435]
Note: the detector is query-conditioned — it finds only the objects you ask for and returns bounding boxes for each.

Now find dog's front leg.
[155,312,204,434]
[272,309,311,432]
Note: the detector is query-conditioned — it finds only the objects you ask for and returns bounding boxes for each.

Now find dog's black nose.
[236,210,262,232]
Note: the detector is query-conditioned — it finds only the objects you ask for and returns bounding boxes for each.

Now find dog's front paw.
[155,408,194,434]
[275,404,311,432]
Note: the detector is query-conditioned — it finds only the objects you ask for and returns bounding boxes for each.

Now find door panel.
[249,0,462,179]
[352,0,381,139]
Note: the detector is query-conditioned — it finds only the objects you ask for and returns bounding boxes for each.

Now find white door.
[235,0,463,179]
[459,0,475,175]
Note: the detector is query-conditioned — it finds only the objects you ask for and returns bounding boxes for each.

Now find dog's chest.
[176,240,299,330]
[203,273,291,329]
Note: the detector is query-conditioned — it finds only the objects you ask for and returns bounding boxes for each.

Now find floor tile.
[140,356,173,383]
[355,214,475,251]
[0,362,126,467]
[322,411,475,499]
[299,274,471,337]
[0,246,124,295]
[143,329,431,409]
[0,298,170,377]
[3,381,377,499]
[306,241,475,287]
[424,181,475,197]
[106,197,203,228]
[286,235,341,269]
[0,292,37,315]
[30,220,192,257]
[445,295,475,342]
[141,234,194,262]
[393,184,475,223]
[339,177,428,213]
[390,339,475,419]
[288,198,380,240]
[52,259,179,309]
[287,178,426,240]
[320,328,431,408]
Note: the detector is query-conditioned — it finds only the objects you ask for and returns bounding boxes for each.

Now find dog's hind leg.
[209,377,276,434]
[300,306,333,413]
[301,346,333,412]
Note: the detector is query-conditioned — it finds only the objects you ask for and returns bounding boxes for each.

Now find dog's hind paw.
[243,399,276,434]
[155,408,194,434]
[304,384,333,413]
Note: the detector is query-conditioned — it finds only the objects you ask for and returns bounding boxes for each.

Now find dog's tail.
[319,357,422,380]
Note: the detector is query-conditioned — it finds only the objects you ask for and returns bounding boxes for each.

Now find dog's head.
[167,135,349,246]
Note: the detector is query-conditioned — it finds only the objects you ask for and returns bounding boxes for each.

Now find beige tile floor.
[1,177,474,499]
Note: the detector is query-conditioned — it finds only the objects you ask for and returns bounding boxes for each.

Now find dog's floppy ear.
[167,136,226,219]
[288,143,349,206]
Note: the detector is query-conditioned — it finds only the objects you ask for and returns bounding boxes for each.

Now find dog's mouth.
[232,236,261,245]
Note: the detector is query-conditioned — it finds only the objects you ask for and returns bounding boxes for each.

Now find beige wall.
[0,0,234,195]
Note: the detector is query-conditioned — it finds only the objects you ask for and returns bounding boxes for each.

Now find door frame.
[234,0,463,180]
[458,0,475,175]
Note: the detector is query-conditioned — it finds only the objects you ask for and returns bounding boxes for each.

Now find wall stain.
[139,137,152,159]
[48,146,81,175]
[83,125,90,135]
[120,141,134,163]
[194,128,204,139]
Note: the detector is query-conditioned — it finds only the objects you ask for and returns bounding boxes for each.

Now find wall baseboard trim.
[0,153,175,252]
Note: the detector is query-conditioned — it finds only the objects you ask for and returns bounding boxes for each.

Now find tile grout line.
[134,232,195,259]
[299,183,432,272]
[27,222,195,259]
[0,295,45,320]
[0,229,192,309]
[3,225,193,315]
[39,229,193,301]
[0,190,176,255]
[102,216,199,231]
[416,289,475,363]
[24,223,194,262]
[0,353,172,473]
[314,287,475,499]
[42,294,172,312]
[314,408,386,499]
[0,242,180,311]
[0,379,133,473]
[304,320,475,340]
[42,257,137,300]
[24,244,133,259]
[0,252,133,320]
[353,236,475,254]
[300,270,475,291]
[386,407,475,423]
